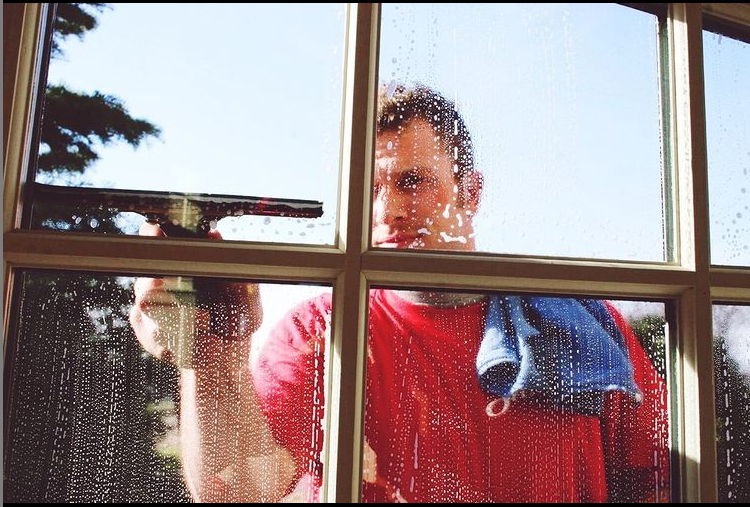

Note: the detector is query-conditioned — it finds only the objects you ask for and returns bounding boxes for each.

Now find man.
[131,83,669,502]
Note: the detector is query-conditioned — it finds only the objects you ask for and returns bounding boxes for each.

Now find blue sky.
[703,31,750,267]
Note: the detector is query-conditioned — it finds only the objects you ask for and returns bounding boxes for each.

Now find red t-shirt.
[252,290,669,502]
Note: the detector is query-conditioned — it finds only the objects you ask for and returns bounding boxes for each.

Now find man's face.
[372,119,480,251]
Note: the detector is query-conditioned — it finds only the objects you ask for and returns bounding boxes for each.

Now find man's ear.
[459,171,483,213]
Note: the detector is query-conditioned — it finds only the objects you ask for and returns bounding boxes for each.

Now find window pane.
[714,304,750,502]
[704,31,750,266]
[362,289,670,502]
[375,4,665,261]
[4,271,331,502]
[31,4,344,244]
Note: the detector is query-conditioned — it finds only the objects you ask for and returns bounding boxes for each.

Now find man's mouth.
[375,232,420,248]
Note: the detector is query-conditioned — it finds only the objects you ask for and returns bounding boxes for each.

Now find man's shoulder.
[279,291,334,321]
[265,290,392,341]
[291,289,387,316]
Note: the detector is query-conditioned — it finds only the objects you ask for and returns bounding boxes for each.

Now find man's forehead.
[376,124,446,170]
[377,119,436,144]
[375,146,444,173]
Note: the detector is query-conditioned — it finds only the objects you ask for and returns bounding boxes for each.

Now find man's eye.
[397,174,425,191]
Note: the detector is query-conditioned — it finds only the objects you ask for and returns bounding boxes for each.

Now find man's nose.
[372,185,407,225]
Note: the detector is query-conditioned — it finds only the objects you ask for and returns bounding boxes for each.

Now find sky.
[703,31,750,267]
[41,3,748,325]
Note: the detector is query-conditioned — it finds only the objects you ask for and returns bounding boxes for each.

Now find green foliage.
[5,5,187,502]
[33,4,161,233]
[629,311,750,503]
[38,3,161,176]
[39,85,161,174]
[714,334,750,503]
[50,3,107,58]
[628,314,666,378]
[4,273,189,502]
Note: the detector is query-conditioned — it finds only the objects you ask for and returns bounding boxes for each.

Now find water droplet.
[442,203,451,219]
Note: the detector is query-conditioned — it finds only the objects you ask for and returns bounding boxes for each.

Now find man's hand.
[129,221,262,370]
[362,440,408,502]
[129,222,295,502]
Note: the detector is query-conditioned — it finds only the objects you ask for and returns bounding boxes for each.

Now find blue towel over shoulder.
[476,296,642,416]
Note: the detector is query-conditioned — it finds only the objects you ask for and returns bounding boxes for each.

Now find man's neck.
[394,290,486,307]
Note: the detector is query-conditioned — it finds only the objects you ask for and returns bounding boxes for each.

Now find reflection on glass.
[714,304,750,502]
[377,4,665,261]
[33,4,344,244]
[362,290,670,502]
[4,271,330,503]
[704,31,750,266]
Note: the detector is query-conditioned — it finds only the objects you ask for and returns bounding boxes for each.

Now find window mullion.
[3,3,44,361]
[710,269,750,301]
[324,3,378,503]
[3,3,46,234]
[702,3,750,30]
[3,231,345,281]
[671,3,716,502]
[362,249,697,298]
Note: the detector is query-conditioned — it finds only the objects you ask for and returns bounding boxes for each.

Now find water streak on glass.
[4,271,330,502]
[361,289,670,502]
[714,304,750,502]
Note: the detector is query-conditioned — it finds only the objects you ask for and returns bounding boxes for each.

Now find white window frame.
[3,3,750,502]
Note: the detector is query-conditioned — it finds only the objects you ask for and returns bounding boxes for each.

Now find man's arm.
[179,354,296,502]
[130,222,296,502]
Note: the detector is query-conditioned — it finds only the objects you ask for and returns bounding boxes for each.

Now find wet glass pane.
[714,304,750,502]
[4,271,331,502]
[362,290,670,502]
[376,4,665,261]
[704,31,750,266]
[32,4,344,244]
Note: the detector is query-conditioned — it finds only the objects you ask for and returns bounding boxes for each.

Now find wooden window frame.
[4,3,750,502]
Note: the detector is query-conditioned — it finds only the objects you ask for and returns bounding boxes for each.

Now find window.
[378,3,666,261]
[713,304,750,502]
[363,289,671,502]
[4,3,750,502]
[703,20,750,266]
[4,271,330,502]
[30,3,344,244]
